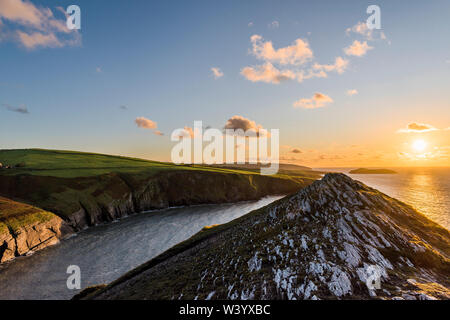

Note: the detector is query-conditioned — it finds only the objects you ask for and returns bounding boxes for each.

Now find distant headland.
[349,168,397,174]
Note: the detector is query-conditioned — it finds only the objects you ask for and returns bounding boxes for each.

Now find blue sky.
[1,0,449,166]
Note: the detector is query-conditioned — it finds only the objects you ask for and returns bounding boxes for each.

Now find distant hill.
[211,163,311,171]
[82,173,450,300]
[209,163,317,179]
[349,168,397,174]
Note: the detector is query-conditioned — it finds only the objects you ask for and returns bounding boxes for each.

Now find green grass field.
[0,149,266,178]
[0,149,318,180]
[0,196,57,235]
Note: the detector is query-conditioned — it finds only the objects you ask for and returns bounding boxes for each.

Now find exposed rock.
[0,197,73,264]
[85,173,450,300]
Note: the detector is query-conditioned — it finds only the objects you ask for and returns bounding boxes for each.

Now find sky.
[0,0,449,167]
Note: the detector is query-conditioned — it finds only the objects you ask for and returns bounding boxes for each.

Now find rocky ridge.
[85,173,450,300]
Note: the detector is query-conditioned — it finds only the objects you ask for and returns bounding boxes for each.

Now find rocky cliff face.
[0,170,313,264]
[0,216,71,263]
[0,170,312,231]
[0,197,72,263]
[86,173,450,300]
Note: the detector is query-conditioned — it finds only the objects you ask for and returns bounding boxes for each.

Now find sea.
[315,167,450,230]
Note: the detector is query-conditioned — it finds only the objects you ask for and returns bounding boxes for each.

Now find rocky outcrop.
[85,173,450,300]
[0,211,72,263]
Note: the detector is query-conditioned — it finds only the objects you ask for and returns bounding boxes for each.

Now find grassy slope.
[0,149,319,227]
[0,196,56,235]
[0,149,262,178]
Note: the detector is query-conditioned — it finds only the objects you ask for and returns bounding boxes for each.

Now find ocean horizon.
[315,167,450,230]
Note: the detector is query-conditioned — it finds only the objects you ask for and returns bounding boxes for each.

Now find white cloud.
[250,34,313,65]
[313,56,349,74]
[346,21,372,39]
[293,93,333,109]
[346,89,358,96]
[211,67,223,79]
[242,34,351,84]
[135,117,164,136]
[135,117,157,129]
[241,62,301,84]
[344,40,373,57]
[0,0,80,49]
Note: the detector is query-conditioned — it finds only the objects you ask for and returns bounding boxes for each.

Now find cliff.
[0,196,72,263]
[0,170,313,231]
[84,173,450,300]
[0,149,317,262]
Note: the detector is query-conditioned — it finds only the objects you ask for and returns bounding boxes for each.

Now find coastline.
[0,169,314,264]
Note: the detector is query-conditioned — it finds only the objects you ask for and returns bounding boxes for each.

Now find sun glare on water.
[412,139,427,152]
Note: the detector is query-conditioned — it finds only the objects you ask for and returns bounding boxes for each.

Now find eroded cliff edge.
[84,173,450,300]
[0,197,72,263]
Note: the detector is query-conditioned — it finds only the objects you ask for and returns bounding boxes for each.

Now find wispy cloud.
[241,62,299,84]
[3,103,29,114]
[0,0,80,49]
[346,89,358,96]
[268,20,279,29]
[211,67,223,79]
[16,30,61,48]
[344,40,373,57]
[397,122,439,133]
[312,56,349,75]
[293,93,333,109]
[177,126,201,139]
[95,67,102,73]
[346,21,387,42]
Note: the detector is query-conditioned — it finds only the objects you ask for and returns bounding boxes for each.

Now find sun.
[412,139,427,152]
